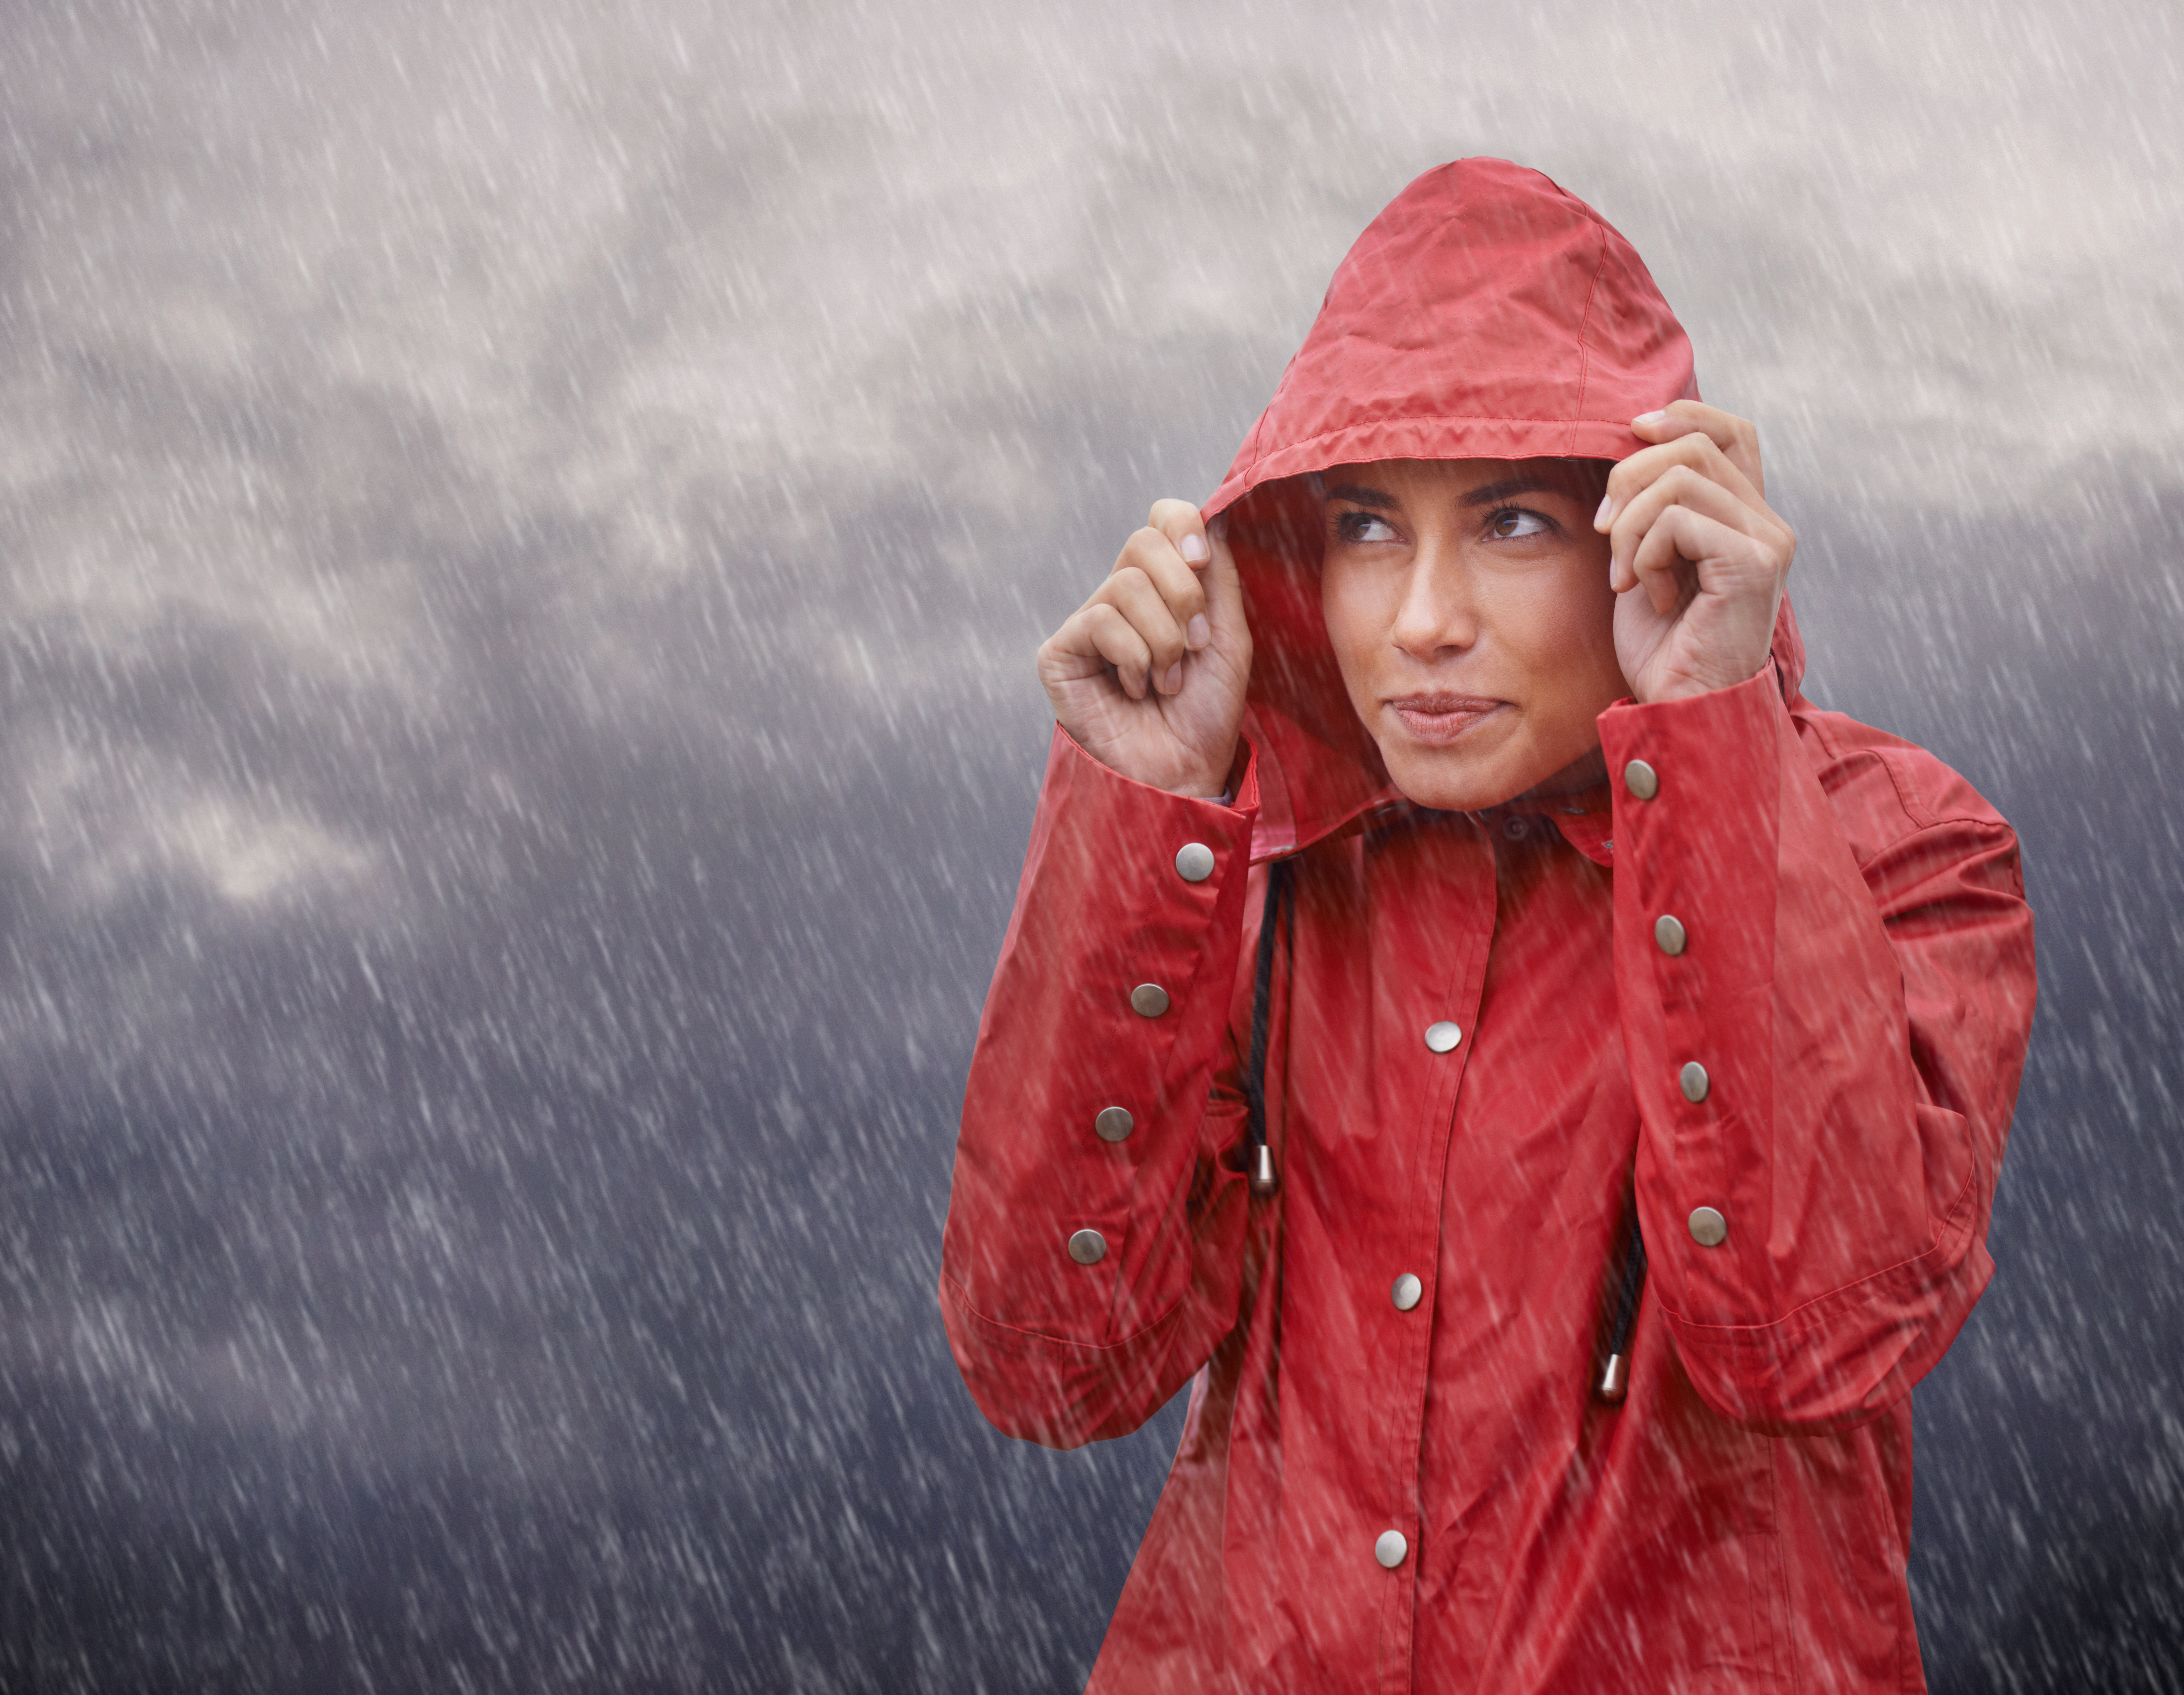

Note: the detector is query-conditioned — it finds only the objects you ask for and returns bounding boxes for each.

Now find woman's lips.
[1388,694,1505,746]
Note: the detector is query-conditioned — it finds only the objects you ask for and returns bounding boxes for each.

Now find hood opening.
[1199,158,1804,861]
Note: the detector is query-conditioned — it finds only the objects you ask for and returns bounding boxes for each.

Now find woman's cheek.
[1320,555,1390,710]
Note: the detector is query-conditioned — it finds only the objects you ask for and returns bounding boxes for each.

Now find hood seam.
[1567,222,1613,458]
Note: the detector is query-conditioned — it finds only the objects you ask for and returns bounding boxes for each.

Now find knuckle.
[1121,526,1163,562]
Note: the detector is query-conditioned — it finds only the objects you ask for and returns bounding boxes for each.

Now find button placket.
[1377,832,1491,1642]
[1627,747,1735,1261]
[1113,833,1219,1154]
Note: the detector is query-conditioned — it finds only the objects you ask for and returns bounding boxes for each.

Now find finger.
[1607,429,1763,515]
[1625,505,1768,616]
[1628,400,1765,498]
[1149,498,1212,572]
[1601,429,1773,535]
[1098,562,1191,692]
[1607,463,1779,584]
[1198,515,1254,662]
[1117,525,1211,652]
[1622,506,1699,616]
[1071,601,1156,699]
[1039,601,1153,697]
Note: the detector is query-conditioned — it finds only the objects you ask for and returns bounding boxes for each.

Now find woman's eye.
[1489,509,1552,539]
[1337,512,1399,543]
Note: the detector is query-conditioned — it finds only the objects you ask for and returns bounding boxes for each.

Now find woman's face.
[1318,457,1628,812]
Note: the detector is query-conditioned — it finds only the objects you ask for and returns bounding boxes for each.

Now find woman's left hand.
[1596,401,1796,705]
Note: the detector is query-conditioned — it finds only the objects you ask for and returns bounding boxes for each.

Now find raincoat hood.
[1205,158,1806,858]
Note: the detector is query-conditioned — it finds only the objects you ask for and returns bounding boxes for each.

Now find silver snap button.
[1094,1106,1134,1143]
[1502,815,1528,840]
[1130,983,1171,1018]
[1391,1273,1423,1312]
[1655,914,1687,956]
[1679,1061,1710,1103]
[1067,1228,1108,1265]
[1174,842,1216,883]
[1688,1206,1727,1248]
[1424,1021,1462,1054]
[1624,759,1659,800]
[1374,1530,1409,1569]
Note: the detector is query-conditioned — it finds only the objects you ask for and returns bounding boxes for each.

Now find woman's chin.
[1379,744,1532,813]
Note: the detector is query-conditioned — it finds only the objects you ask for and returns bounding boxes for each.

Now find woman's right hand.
[1037,499,1254,797]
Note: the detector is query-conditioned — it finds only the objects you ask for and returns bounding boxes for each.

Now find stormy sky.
[1,1,2180,1689]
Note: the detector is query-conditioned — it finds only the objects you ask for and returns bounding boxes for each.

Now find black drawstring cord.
[1596,1215,1647,1403]
[1243,858,1292,1197]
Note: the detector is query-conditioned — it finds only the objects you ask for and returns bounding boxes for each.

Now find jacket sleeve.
[1601,666,2037,1432]
[938,726,1262,1449]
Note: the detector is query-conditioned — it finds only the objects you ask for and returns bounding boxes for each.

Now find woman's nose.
[1389,541,1474,657]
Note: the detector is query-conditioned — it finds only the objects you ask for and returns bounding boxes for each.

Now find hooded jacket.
[939,159,2037,1694]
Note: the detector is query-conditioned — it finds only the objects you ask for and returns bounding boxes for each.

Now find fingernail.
[1163,662,1183,693]
[1187,614,1210,648]
[1178,533,1210,564]
[1633,410,1668,427]
[1594,494,1614,528]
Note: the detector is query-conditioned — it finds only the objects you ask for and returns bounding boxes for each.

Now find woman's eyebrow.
[1324,483,1398,509]
[1459,474,1577,508]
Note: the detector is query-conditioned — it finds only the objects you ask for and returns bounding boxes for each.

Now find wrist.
[1635,655,1767,705]
[1181,741,1244,802]
[1054,723,1242,802]
[1632,657,1776,707]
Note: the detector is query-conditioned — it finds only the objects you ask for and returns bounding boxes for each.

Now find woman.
[938,157,2036,1692]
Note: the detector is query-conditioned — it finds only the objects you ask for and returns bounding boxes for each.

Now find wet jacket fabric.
[939,160,2037,1693]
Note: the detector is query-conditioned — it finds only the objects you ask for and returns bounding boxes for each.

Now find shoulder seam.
[1867,745,1939,833]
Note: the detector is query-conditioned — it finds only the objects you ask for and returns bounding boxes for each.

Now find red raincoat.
[940,160,2037,1693]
